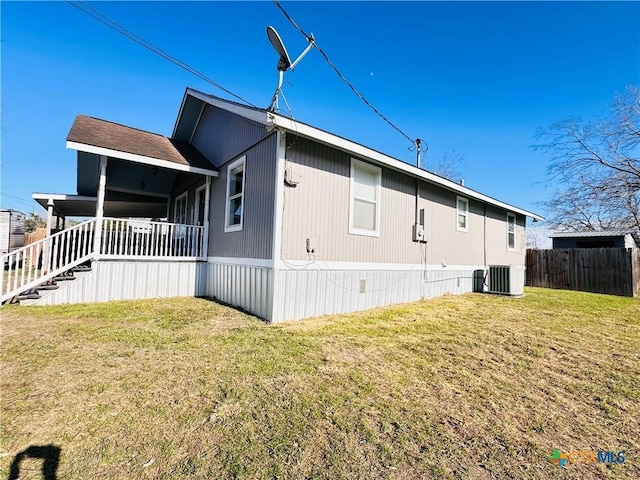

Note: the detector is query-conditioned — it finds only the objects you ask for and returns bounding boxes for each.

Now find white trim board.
[181,88,543,221]
[287,261,487,271]
[66,141,219,177]
[96,255,205,262]
[268,115,544,221]
[32,193,98,202]
[272,131,286,269]
[205,256,491,271]
[185,88,267,124]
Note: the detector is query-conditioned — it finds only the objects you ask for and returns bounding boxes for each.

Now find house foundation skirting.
[205,258,484,322]
[205,259,274,321]
[30,257,483,320]
[29,259,207,306]
[271,265,483,322]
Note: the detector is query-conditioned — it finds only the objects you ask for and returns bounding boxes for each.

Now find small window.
[174,192,188,224]
[507,213,516,250]
[456,196,468,232]
[349,159,381,237]
[225,156,246,232]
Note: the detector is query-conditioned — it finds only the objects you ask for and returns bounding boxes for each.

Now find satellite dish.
[267,26,291,71]
[266,26,315,112]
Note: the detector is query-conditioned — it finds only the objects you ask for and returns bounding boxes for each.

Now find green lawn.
[1,288,638,479]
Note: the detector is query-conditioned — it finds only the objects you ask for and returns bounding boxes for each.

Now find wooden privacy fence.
[526,248,640,297]
[24,228,48,269]
[24,228,47,246]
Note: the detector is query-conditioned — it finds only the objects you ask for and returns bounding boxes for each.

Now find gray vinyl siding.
[191,104,270,168]
[208,134,277,259]
[280,135,526,266]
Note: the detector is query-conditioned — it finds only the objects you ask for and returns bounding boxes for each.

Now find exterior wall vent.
[488,265,525,296]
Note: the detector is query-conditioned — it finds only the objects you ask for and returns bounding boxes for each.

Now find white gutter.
[181,88,544,221]
[267,113,544,221]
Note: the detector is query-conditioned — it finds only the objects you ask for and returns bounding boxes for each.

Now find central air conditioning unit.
[488,265,525,296]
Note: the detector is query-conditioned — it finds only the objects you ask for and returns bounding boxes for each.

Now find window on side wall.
[174,192,188,224]
[507,213,516,250]
[225,156,246,232]
[456,196,469,232]
[349,159,381,237]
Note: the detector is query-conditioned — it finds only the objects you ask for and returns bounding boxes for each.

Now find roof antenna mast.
[266,26,315,112]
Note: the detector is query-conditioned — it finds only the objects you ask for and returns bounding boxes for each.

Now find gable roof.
[175,88,544,221]
[67,115,218,176]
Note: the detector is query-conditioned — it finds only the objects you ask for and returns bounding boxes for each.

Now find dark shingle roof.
[67,115,214,171]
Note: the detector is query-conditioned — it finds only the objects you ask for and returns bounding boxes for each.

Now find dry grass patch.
[1,288,639,479]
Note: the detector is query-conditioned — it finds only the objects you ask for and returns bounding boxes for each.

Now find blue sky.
[1,1,639,220]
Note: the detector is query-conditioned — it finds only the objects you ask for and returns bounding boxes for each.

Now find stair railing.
[1,218,97,303]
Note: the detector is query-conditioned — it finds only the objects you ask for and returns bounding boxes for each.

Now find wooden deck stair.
[6,264,93,304]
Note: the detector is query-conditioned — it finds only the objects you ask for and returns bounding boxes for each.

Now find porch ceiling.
[33,193,168,218]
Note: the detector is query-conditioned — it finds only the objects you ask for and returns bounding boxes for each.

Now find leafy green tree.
[24,212,47,233]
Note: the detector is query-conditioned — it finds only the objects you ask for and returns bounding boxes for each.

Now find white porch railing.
[1,217,206,303]
[99,218,205,259]
[1,218,97,303]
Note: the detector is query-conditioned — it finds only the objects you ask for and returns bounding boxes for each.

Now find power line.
[65,0,256,107]
[273,0,418,148]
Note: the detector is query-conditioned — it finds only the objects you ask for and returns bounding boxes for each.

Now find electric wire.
[65,0,256,107]
[273,0,417,148]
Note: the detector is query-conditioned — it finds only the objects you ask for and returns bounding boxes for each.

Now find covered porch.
[2,115,218,303]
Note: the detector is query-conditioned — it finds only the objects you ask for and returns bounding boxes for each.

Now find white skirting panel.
[422,268,479,299]
[30,260,207,306]
[206,261,273,321]
[271,266,482,322]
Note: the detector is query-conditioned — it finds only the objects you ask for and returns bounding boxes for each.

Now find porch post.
[46,198,55,235]
[93,155,108,255]
[203,175,211,258]
[42,198,55,273]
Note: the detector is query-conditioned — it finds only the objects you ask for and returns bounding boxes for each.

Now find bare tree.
[534,85,640,231]
[429,150,467,183]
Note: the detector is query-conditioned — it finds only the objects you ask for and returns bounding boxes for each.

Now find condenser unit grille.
[488,265,525,296]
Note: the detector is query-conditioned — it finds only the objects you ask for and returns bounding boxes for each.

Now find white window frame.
[456,196,469,232]
[507,212,516,251]
[174,192,188,225]
[224,156,246,233]
[349,158,381,237]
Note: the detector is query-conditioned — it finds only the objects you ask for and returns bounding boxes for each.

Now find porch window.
[507,213,516,250]
[349,158,381,237]
[225,156,245,232]
[174,192,188,224]
[456,196,468,232]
